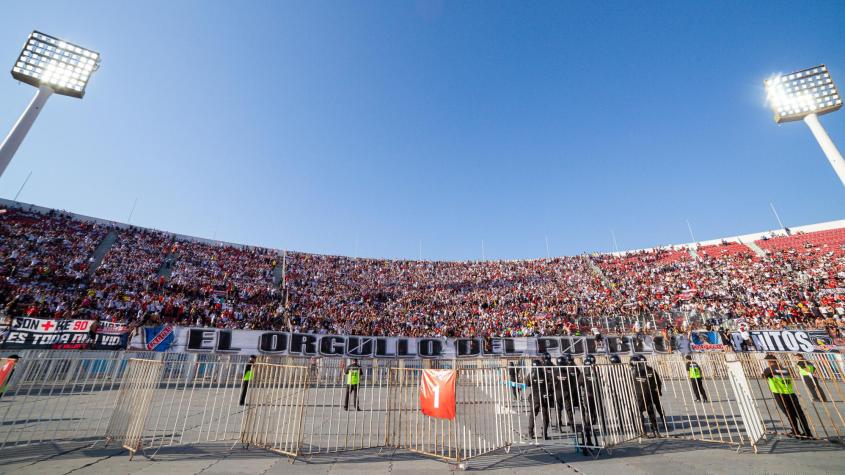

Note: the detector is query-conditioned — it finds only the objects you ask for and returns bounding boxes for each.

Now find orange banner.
[419,369,456,420]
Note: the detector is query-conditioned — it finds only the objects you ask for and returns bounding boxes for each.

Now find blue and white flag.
[144,325,174,351]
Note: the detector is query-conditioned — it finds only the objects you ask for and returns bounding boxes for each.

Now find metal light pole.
[0,86,52,177]
[765,65,843,187]
[803,113,845,187]
[0,31,100,179]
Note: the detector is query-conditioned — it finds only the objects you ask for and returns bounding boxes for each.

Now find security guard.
[630,355,664,437]
[552,353,578,431]
[685,355,708,402]
[527,359,552,440]
[577,354,606,454]
[239,355,256,406]
[343,358,362,411]
[795,354,827,402]
[762,354,812,438]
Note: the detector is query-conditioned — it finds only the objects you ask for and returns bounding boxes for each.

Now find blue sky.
[0,1,843,260]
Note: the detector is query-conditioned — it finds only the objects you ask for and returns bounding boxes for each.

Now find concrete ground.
[3,364,844,474]
[0,437,844,475]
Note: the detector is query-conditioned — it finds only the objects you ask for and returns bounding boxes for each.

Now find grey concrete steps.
[744,240,768,258]
[87,230,118,276]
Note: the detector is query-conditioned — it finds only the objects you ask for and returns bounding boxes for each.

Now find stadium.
[1,2,845,474]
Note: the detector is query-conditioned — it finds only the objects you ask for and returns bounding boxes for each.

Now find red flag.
[0,358,16,391]
[419,369,457,420]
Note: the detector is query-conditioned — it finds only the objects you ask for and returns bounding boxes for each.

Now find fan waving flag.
[419,369,457,420]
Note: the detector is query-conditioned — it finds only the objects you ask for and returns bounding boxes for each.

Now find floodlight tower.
[764,65,844,188]
[0,31,100,179]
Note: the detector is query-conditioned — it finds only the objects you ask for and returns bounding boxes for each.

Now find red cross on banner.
[40,320,55,331]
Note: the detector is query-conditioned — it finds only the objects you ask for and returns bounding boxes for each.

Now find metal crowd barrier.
[0,352,138,448]
[736,352,845,443]
[105,358,163,456]
[511,362,644,455]
[1,351,844,465]
[240,363,310,457]
[642,354,757,449]
[386,365,513,464]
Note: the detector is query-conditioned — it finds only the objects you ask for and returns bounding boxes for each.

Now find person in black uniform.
[685,355,708,402]
[629,354,664,437]
[795,354,827,402]
[343,358,362,411]
[527,358,552,440]
[607,354,643,435]
[552,353,578,431]
[577,354,606,455]
[763,354,812,438]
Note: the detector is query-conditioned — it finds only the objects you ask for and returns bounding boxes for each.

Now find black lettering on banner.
[630,336,645,353]
[537,338,559,355]
[619,336,632,353]
[289,333,318,355]
[751,332,768,351]
[375,338,397,357]
[216,330,242,353]
[187,329,216,352]
[397,339,412,357]
[652,336,669,353]
[418,339,443,358]
[456,339,482,357]
[346,337,374,356]
[319,335,346,356]
[503,338,523,355]
[484,338,503,355]
[560,337,587,355]
[606,336,624,353]
[258,332,288,353]
[583,337,597,354]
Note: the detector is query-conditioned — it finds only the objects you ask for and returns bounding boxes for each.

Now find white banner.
[129,327,674,358]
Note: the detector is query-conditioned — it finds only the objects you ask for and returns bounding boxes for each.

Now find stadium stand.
[1,199,843,339]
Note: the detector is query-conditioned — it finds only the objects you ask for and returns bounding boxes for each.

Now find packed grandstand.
[1,198,843,341]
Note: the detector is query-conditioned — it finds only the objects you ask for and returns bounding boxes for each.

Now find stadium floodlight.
[765,64,845,188]
[0,31,100,179]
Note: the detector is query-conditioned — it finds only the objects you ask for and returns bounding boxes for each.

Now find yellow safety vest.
[243,368,253,382]
[688,364,702,379]
[798,363,815,377]
[767,372,794,395]
[347,368,360,385]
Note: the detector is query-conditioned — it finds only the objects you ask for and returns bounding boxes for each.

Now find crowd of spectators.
[1,206,285,331]
[1,208,107,321]
[285,240,844,338]
[1,203,843,339]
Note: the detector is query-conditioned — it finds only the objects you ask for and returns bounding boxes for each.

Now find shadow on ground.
[0,435,842,471]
